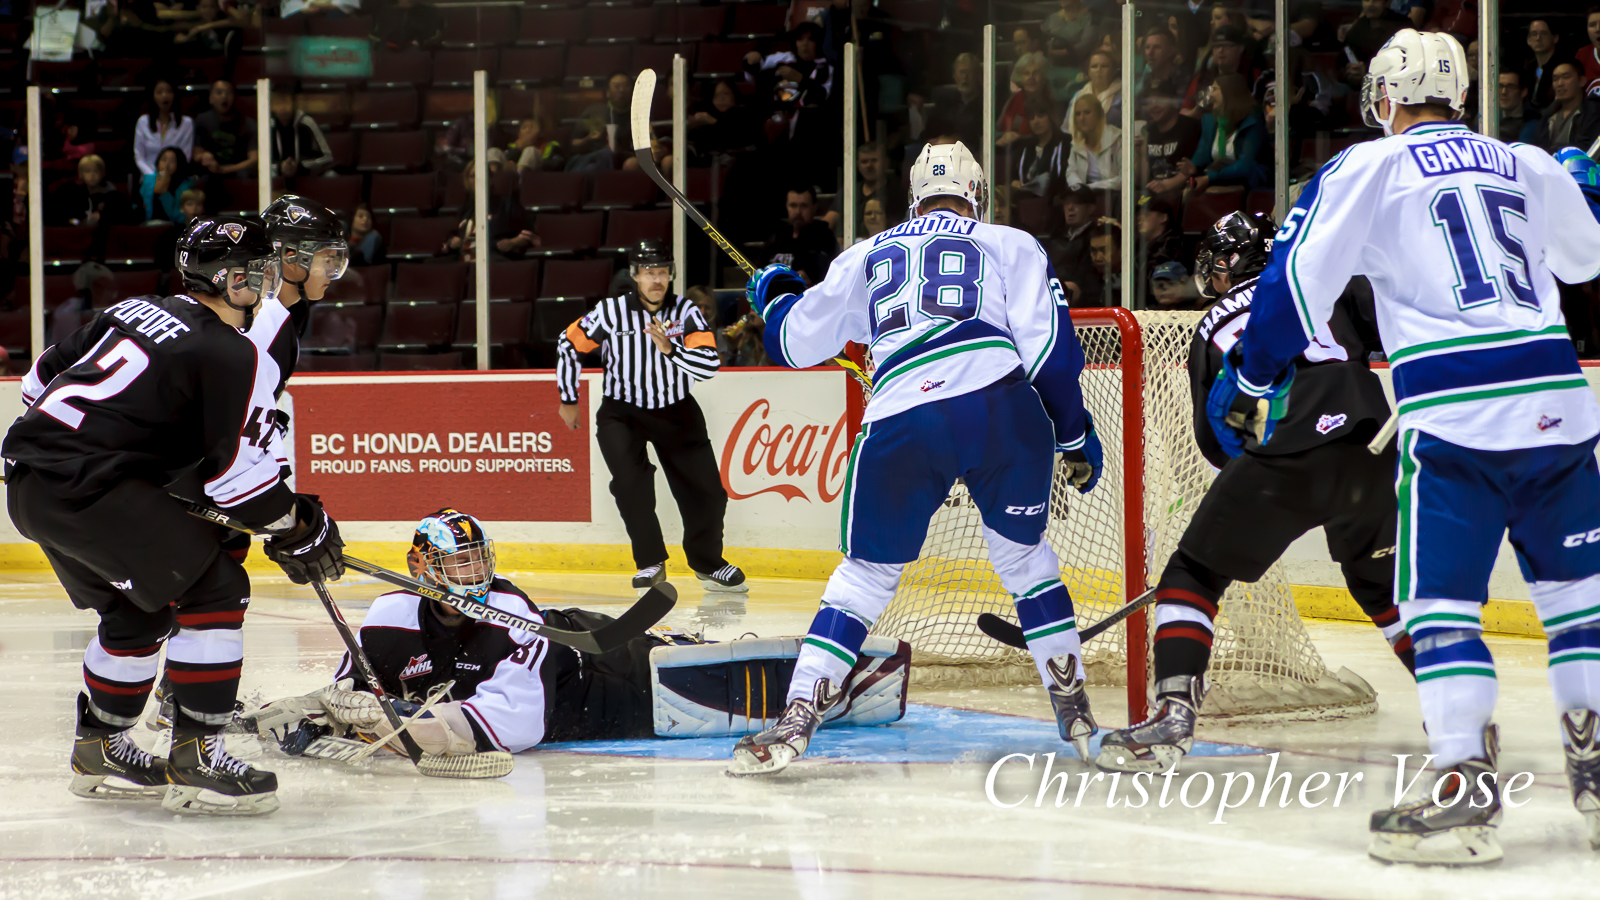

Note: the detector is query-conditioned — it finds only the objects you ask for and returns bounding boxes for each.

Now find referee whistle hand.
[646,320,674,355]
[558,403,581,431]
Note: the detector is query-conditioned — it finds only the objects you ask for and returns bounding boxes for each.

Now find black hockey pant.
[8,466,252,730]
[595,396,729,573]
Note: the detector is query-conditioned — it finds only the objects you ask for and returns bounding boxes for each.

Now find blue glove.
[1059,413,1103,494]
[746,264,807,317]
[1206,353,1294,458]
[1556,147,1600,223]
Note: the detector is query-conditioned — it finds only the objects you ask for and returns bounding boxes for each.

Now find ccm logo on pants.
[1006,504,1046,516]
[1563,528,1600,548]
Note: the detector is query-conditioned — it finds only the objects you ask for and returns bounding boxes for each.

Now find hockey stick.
[629,68,874,393]
[179,498,677,654]
[348,678,454,762]
[1367,412,1398,456]
[975,585,1159,650]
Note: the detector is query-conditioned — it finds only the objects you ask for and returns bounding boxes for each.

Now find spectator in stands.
[1009,25,1048,91]
[1421,0,1474,47]
[50,155,135,260]
[1136,193,1183,284]
[1256,52,1331,140]
[1183,24,1257,118]
[1497,71,1541,144]
[2,147,27,303]
[924,53,984,149]
[568,72,633,173]
[997,57,1053,148]
[84,0,176,59]
[1184,73,1268,193]
[1581,8,1600,93]
[1013,98,1068,203]
[1535,62,1600,154]
[1340,0,1408,83]
[1395,0,1430,29]
[1151,261,1204,310]
[349,203,386,267]
[1044,0,1098,78]
[47,111,98,174]
[1064,94,1120,191]
[180,189,205,223]
[269,90,334,179]
[172,0,241,59]
[861,196,888,239]
[762,185,837,286]
[193,79,258,179]
[1524,20,1560,111]
[688,80,757,159]
[1086,220,1122,307]
[139,147,195,224]
[134,79,194,176]
[745,23,838,191]
[1069,50,1123,125]
[1041,186,1100,303]
[508,116,565,173]
[443,159,537,262]
[1141,86,1201,199]
[1137,28,1186,101]
[371,0,444,50]
[854,141,905,231]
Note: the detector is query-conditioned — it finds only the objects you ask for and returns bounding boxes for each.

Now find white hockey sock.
[1412,626,1497,767]
[1534,579,1600,742]
[788,558,902,704]
[982,527,1085,686]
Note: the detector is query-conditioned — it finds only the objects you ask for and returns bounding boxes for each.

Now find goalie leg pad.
[651,636,911,737]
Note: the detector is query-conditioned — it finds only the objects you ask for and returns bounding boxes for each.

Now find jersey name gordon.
[105,297,193,344]
[872,211,978,245]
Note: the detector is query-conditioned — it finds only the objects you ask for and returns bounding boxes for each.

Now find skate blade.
[1094,744,1183,774]
[698,580,749,594]
[727,744,798,777]
[1583,810,1600,851]
[1367,826,1503,866]
[1071,737,1092,764]
[161,784,280,817]
[69,773,167,800]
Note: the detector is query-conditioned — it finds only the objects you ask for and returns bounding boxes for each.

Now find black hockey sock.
[1346,572,1415,675]
[1151,551,1229,696]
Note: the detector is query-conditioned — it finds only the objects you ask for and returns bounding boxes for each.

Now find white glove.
[319,679,386,729]
[238,691,329,746]
[362,701,478,757]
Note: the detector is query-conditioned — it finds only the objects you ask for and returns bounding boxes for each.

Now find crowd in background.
[5,0,1600,369]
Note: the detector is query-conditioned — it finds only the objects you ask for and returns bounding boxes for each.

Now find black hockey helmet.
[628,238,673,273]
[174,215,280,307]
[261,194,349,289]
[1194,211,1276,286]
[407,508,496,602]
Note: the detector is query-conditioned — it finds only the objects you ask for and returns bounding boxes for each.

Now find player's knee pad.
[819,556,904,625]
[649,635,911,737]
[175,549,250,613]
[1530,575,1600,631]
[981,526,1060,597]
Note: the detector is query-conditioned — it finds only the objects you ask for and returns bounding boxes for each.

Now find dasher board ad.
[290,376,590,522]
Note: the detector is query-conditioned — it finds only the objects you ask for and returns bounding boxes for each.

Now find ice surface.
[0,570,1594,899]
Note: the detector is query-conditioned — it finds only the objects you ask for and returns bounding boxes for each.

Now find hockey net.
[870,308,1377,722]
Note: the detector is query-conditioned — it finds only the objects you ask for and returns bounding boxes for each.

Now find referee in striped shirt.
[556,239,747,594]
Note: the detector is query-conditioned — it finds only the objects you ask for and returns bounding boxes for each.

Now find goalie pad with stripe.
[651,635,911,737]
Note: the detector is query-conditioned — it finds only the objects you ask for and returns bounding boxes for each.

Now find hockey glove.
[1206,352,1295,458]
[746,263,807,317]
[264,494,346,584]
[1059,414,1103,494]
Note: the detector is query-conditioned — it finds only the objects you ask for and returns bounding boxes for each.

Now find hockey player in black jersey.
[1096,212,1415,774]
[242,509,911,760]
[3,215,346,815]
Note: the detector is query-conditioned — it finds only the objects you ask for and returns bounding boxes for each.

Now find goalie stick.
[629,67,874,393]
[178,498,677,655]
[975,585,1159,650]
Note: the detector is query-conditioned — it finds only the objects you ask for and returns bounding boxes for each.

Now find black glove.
[264,494,345,584]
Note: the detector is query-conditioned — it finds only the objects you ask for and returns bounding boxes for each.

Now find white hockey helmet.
[1360,28,1469,135]
[907,140,986,219]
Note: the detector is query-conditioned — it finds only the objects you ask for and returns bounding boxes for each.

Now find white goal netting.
[871,309,1377,721]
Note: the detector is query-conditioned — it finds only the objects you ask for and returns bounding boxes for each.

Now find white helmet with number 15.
[907,141,986,220]
[1361,28,1469,135]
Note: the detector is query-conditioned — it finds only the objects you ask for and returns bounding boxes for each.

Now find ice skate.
[1044,654,1096,761]
[164,726,280,816]
[1096,675,1204,773]
[727,679,841,776]
[694,564,748,593]
[1369,725,1502,866]
[70,694,169,800]
[1561,709,1600,850]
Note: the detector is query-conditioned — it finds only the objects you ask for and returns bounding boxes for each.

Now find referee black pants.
[595,395,729,572]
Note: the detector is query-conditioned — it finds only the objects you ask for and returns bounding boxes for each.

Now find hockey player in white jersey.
[730,142,1104,775]
[1217,29,1600,864]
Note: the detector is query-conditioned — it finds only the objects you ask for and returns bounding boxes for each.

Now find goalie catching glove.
[264,494,345,584]
[1057,413,1103,494]
[1206,350,1294,458]
[746,263,807,317]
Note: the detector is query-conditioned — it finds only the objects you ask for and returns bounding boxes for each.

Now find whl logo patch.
[920,379,946,392]
[399,655,432,679]
[1539,415,1564,431]
[1315,413,1347,435]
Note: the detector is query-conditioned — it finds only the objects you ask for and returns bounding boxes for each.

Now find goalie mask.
[408,509,497,603]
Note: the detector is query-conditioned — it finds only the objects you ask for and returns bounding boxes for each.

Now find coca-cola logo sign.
[719,399,856,503]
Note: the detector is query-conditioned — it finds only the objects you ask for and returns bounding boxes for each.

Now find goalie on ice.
[240,509,911,759]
